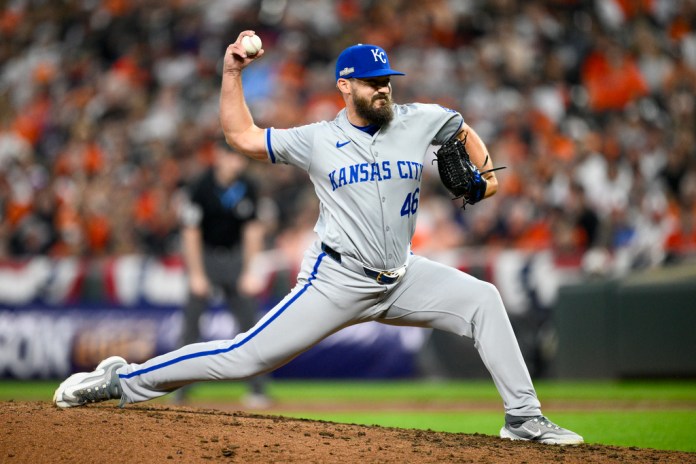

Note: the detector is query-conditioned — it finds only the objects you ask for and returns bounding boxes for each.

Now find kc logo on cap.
[371,49,387,63]
[335,44,405,81]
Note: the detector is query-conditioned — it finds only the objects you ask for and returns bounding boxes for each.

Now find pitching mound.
[2,401,694,463]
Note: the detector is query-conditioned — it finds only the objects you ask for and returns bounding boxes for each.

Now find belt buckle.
[376,270,396,284]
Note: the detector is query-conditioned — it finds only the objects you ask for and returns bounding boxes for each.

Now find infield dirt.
[2,401,695,463]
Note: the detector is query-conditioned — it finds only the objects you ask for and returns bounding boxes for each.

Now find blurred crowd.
[1,0,695,275]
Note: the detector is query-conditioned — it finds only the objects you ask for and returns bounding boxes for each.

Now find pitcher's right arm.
[219,31,269,162]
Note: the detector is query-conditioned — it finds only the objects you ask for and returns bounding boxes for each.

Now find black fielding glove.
[433,132,505,208]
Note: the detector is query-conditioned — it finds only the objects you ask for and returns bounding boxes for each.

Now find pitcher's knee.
[471,282,511,325]
[474,281,504,308]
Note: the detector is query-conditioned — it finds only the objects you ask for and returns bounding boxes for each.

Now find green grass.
[279,410,696,452]
[3,379,695,452]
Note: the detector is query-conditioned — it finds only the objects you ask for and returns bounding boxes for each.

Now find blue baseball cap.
[335,44,405,81]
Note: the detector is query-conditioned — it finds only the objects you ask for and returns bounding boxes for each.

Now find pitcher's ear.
[336,78,351,94]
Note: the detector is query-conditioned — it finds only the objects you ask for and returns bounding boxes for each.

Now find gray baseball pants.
[118,241,541,416]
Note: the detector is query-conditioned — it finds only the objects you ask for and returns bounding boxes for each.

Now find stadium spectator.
[0,0,694,271]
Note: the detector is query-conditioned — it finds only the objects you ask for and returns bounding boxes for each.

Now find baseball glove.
[434,131,505,208]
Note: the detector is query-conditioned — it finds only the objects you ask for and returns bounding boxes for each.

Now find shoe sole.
[53,356,127,408]
[500,426,584,445]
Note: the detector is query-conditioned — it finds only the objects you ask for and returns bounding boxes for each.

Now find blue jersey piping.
[266,128,276,163]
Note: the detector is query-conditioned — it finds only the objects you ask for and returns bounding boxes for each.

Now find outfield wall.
[553,264,696,379]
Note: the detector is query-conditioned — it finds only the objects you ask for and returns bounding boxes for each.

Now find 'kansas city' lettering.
[329,161,423,191]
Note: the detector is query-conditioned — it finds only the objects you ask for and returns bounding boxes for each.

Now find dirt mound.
[2,401,694,463]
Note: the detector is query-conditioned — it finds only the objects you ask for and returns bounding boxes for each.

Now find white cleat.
[53,356,127,408]
[500,415,584,445]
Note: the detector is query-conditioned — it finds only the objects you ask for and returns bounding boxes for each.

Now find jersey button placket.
[372,137,389,269]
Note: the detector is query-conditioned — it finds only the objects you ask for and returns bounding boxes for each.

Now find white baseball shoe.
[500,415,584,445]
[53,356,126,408]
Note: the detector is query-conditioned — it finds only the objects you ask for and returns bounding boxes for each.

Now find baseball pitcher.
[54,31,583,445]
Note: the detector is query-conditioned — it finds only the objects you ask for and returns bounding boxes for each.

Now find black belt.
[321,243,402,285]
[321,242,342,263]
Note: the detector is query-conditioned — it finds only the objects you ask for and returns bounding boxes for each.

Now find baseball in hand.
[241,34,262,56]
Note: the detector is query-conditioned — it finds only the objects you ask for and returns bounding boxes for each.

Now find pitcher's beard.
[354,94,394,126]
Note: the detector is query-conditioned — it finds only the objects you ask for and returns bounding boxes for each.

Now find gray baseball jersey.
[267,103,459,269]
[116,103,542,417]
